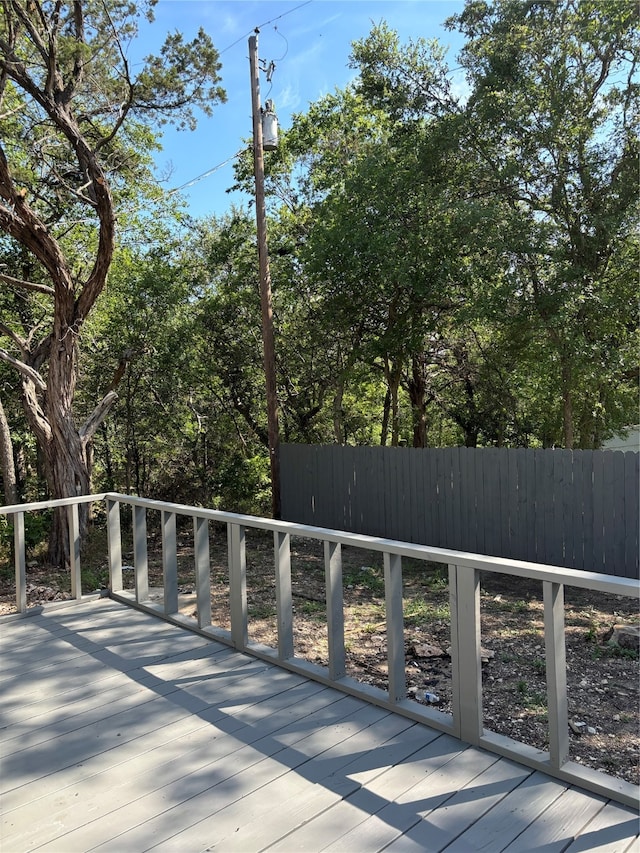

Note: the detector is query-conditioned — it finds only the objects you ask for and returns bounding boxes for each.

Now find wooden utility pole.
[249,31,281,519]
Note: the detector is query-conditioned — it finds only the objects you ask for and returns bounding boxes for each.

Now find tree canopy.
[0,0,225,561]
[1,0,637,552]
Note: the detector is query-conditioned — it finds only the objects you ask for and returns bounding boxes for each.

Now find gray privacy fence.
[281,444,639,578]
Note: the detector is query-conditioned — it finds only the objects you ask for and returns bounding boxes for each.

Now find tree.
[0,0,225,563]
[448,0,639,447]
[0,396,16,504]
[351,7,639,447]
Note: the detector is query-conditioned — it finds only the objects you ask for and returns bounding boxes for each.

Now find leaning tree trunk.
[0,102,117,567]
[46,418,91,568]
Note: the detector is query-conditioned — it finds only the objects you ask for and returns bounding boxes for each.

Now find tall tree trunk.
[408,354,428,448]
[0,398,17,505]
[332,379,345,444]
[561,361,574,449]
[464,427,479,448]
[380,387,391,446]
[100,422,114,489]
[19,340,116,565]
[383,357,403,447]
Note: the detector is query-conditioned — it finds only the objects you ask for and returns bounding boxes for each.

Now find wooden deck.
[1,599,638,853]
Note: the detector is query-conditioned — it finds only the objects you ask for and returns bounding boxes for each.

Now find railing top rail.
[1,491,637,598]
[0,494,107,514]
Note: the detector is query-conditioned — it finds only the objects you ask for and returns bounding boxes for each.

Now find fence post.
[133,505,149,603]
[451,564,483,744]
[162,510,178,615]
[228,523,247,649]
[544,580,569,769]
[67,502,81,600]
[275,531,294,661]
[325,540,345,680]
[193,516,211,628]
[107,498,122,593]
[14,511,26,613]
[384,551,405,703]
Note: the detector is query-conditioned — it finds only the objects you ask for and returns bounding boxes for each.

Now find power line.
[169,1,312,196]
[167,149,244,194]
[218,0,313,55]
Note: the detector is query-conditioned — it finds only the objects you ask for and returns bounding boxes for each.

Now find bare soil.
[2,525,638,786]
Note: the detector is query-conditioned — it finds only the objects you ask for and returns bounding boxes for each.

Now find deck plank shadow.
[1,599,638,853]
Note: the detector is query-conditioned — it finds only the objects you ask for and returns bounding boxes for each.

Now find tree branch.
[0,142,75,293]
[79,390,118,443]
[0,322,27,351]
[0,271,55,295]
[0,347,47,391]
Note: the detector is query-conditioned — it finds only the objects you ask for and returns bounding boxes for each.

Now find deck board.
[0,599,637,853]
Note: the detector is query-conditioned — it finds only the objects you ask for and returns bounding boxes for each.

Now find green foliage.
[343,566,385,596]
[3,1,637,523]
[404,596,450,623]
[299,600,326,618]
[533,658,546,676]
[0,511,51,553]
[592,645,639,662]
[81,565,109,593]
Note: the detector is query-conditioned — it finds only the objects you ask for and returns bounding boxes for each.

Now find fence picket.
[581,451,595,573]
[592,451,605,573]
[624,453,639,577]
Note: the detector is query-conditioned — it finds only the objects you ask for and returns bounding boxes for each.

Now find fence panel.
[281,444,638,577]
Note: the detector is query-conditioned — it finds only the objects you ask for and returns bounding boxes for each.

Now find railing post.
[162,510,178,615]
[275,531,294,661]
[193,516,211,629]
[133,505,149,603]
[544,580,569,769]
[228,523,248,648]
[106,498,122,593]
[384,551,405,703]
[14,511,26,613]
[325,540,345,680]
[451,564,483,744]
[67,502,81,600]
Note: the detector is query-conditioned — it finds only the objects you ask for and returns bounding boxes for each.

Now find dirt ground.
[1,524,638,787]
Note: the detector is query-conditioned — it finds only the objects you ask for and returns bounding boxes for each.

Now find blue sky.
[131,1,466,218]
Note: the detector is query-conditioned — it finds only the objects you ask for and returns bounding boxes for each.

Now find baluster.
[162,510,178,615]
[275,531,293,661]
[193,516,211,628]
[133,505,149,602]
[106,498,122,593]
[228,523,247,648]
[544,580,569,769]
[450,564,483,744]
[67,503,81,600]
[325,540,345,680]
[384,551,405,703]
[14,511,26,613]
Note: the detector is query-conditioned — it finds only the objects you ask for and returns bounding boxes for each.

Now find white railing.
[1,492,638,809]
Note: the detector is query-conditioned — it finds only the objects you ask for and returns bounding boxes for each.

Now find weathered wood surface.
[1,600,638,853]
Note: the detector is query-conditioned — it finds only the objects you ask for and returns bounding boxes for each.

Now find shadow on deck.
[1,598,638,853]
